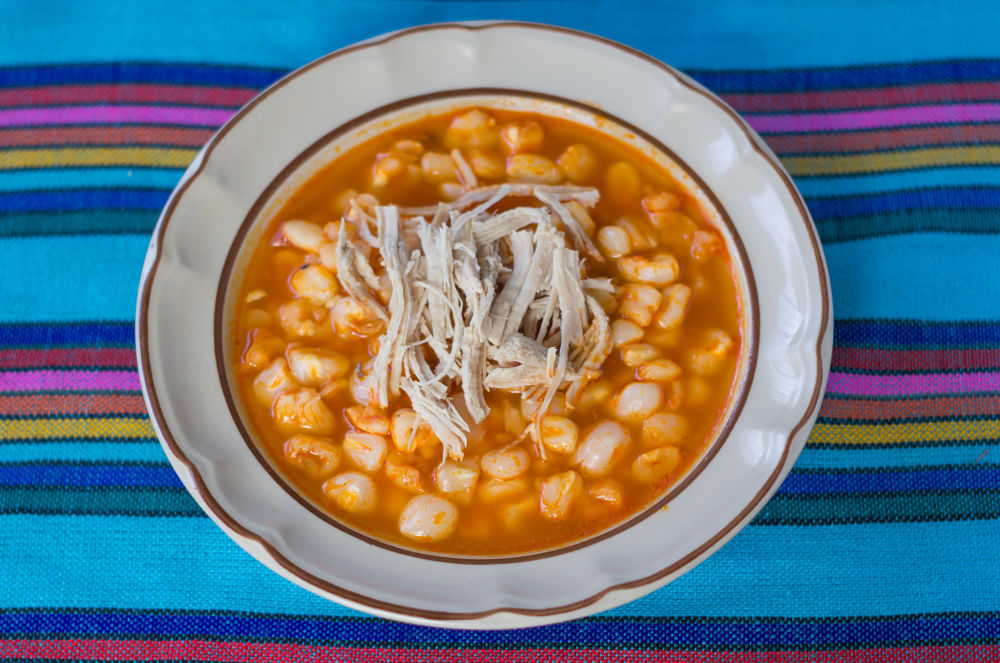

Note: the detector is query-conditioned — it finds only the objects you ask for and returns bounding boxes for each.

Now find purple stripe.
[746,103,1000,133]
[0,369,140,392]
[0,105,235,128]
[826,370,1000,397]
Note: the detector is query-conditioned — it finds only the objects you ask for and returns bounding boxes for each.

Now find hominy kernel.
[618,284,662,327]
[573,421,631,477]
[444,109,499,149]
[557,143,598,183]
[540,416,579,455]
[637,358,683,382]
[642,191,681,214]
[323,472,376,514]
[632,446,682,483]
[284,434,341,478]
[597,225,632,258]
[622,343,660,367]
[539,471,583,521]
[612,382,663,423]
[605,161,642,208]
[611,318,644,347]
[500,120,545,153]
[506,154,562,183]
[252,358,296,406]
[641,413,688,447]
[654,284,692,330]
[420,151,459,183]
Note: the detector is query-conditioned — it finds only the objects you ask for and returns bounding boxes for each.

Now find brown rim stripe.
[213,88,759,565]
[137,21,829,623]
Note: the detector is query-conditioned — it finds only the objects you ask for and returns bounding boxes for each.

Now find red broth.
[231,107,743,555]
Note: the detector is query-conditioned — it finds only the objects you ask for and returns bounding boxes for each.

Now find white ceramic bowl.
[136,22,831,629]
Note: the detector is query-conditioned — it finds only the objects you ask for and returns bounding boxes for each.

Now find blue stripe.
[2,515,997,618]
[5,460,994,497]
[798,442,998,470]
[0,322,132,347]
[807,187,1000,221]
[0,441,165,464]
[0,463,180,489]
[5,187,998,220]
[793,168,1000,198]
[0,235,147,322]
[834,320,1000,347]
[779,467,1000,495]
[0,169,183,193]
[826,234,1000,322]
[4,2,1000,70]
[7,234,999,324]
[6,59,1000,93]
[0,610,995,647]
[0,62,283,89]
[692,59,1000,93]
[0,59,1000,94]
[3,318,995,351]
[0,189,168,214]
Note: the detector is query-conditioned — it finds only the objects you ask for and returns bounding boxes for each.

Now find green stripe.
[0,486,200,516]
[816,208,1000,243]
[756,490,1000,525]
[0,210,158,237]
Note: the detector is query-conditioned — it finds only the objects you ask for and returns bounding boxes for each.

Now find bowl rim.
[136,20,830,624]
[213,87,761,564]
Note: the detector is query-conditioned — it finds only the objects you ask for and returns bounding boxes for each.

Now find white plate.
[137,22,831,629]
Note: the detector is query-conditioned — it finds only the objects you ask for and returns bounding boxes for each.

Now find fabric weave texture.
[1,2,999,660]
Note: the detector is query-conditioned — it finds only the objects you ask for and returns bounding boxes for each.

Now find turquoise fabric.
[2,2,1000,659]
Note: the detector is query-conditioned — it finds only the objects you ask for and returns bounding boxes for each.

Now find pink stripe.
[745,103,1000,133]
[1,638,999,663]
[827,370,1000,397]
[0,105,235,128]
[0,369,140,392]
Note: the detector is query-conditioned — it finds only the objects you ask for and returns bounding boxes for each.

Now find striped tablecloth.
[2,2,1000,660]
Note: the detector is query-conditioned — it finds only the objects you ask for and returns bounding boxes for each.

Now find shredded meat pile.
[336,184,614,460]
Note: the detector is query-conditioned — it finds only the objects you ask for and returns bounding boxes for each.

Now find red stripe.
[763,123,999,155]
[0,348,137,370]
[0,125,215,148]
[819,394,1000,421]
[4,81,993,115]
[831,347,1000,373]
[1,639,998,662]
[0,83,256,109]
[723,81,1000,113]
[0,393,147,416]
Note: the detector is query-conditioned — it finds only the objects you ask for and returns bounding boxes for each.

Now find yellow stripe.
[0,417,155,440]
[0,147,197,170]
[810,419,1000,445]
[783,145,1000,176]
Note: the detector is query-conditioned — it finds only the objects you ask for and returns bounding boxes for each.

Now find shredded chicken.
[335,185,613,460]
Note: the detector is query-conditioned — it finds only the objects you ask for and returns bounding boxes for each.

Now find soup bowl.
[136,22,831,628]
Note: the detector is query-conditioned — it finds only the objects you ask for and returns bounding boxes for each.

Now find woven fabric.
[2,1,1000,660]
